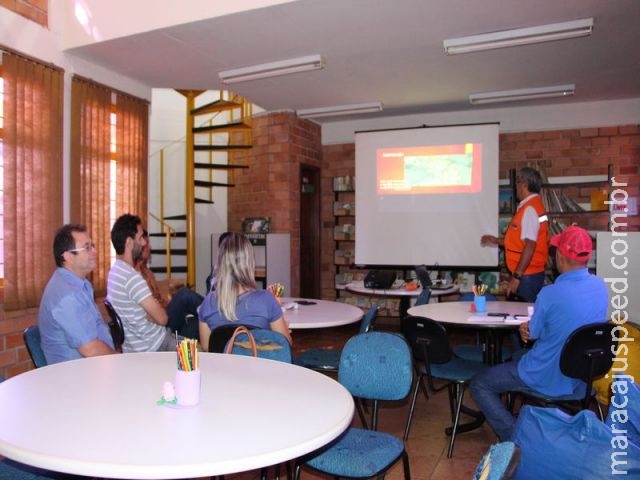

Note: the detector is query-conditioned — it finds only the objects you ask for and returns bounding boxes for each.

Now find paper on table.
[504,316,530,324]
[467,315,530,323]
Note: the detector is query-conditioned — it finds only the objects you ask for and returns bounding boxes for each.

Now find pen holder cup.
[474,295,487,313]
[174,369,201,406]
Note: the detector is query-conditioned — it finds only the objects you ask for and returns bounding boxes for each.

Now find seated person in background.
[135,229,202,339]
[470,226,608,441]
[39,224,116,364]
[205,231,233,292]
[199,232,292,350]
[108,213,180,352]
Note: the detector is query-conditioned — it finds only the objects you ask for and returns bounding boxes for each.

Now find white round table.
[0,353,354,479]
[346,281,460,317]
[280,297,363,329]
[408,300,532,365]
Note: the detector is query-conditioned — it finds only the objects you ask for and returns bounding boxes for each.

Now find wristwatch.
[512,272,522,280]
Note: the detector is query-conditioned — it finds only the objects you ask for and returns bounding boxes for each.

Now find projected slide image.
[376,143,482,195]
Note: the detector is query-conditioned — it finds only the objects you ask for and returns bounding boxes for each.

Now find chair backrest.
[560,322,616,399]
[209,323,257,353]
[227,328,292,363]
[103,300,125,352]
[401,315,453,364]
[414,288,431,306]
[23,325,48,368]
[339,331,412,401]
[358,305,379,334]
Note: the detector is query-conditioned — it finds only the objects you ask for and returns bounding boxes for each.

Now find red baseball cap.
[550,225,593,262]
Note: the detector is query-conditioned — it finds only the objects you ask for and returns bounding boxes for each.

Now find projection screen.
[354,123,500,268]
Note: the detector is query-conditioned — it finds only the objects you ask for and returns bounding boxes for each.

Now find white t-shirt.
[516,193,542,242]
[107,259,167,352]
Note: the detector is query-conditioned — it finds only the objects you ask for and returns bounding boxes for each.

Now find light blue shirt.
[39,268,114,364]
[199,289,282,332]
[517,268,608,397]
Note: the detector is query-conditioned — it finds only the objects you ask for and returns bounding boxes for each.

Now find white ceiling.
[66,0,640,122]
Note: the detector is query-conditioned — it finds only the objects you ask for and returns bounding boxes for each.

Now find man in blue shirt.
[470,225,608,440]
[39,224,116,364]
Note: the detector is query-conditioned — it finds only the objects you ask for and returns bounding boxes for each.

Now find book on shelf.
[333,201,355,216]
[334,249,354,265]
[333,176,353,192]
[333,224,354,240]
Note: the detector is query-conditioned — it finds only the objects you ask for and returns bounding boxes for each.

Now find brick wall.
[228,112,322,297]
[0,0,48,26]
[1,122,637,379]
[320,124,640,301]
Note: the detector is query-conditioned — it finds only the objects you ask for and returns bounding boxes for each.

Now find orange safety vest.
[504,195,549,275]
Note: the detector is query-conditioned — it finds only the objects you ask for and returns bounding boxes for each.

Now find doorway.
[300,164,321,298]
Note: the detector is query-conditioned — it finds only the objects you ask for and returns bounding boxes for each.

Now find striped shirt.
[107,259,167,353]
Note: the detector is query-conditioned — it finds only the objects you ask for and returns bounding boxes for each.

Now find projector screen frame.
[354,122,501,269]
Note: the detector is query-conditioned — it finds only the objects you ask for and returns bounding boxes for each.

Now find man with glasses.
[39,224,117,364]
[481,167,549,302]
[107,213,181,352]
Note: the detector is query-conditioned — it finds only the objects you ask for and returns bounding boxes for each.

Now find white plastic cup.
[174,369,201,406]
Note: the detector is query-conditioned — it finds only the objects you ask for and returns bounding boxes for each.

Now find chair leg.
[404,372,426,440]
[401,449,412,480]
[596,400,606,421]
[355,397,369,429]
[447,384,466,458]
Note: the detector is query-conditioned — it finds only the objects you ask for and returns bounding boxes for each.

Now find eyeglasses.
[67,242,96,254]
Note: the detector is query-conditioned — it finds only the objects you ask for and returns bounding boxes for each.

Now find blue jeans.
[166,287,203,340]
[470,360,539,441]
[516,272,545,303]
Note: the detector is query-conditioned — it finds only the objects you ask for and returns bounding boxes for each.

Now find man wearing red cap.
[470,225,607,441]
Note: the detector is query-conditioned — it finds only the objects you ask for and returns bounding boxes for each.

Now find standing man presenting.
[107,213,177,352]
[39,224,116,364]
[481,167,549,302]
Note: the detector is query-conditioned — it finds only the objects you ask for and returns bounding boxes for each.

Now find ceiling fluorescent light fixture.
[444,18,593,54]
[219,54,325,84]
[297,102,383,119]
[469,84,575,105]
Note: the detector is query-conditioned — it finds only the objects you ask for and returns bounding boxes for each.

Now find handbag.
[225,326,258,357]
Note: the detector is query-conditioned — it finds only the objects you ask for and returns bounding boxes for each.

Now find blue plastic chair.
[414,288,431,306]
[0,459,58,480]
[23,326,47,369]
[294,305,378,371]
[473,441,520,480]
[295,331,413,480]
[401,316,486,454]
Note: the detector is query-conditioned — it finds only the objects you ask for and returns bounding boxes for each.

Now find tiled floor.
[210,318,498,480]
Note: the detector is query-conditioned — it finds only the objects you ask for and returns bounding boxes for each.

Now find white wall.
[321,98,640,145]
[149,89,229,295]
[1,6,151,221]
